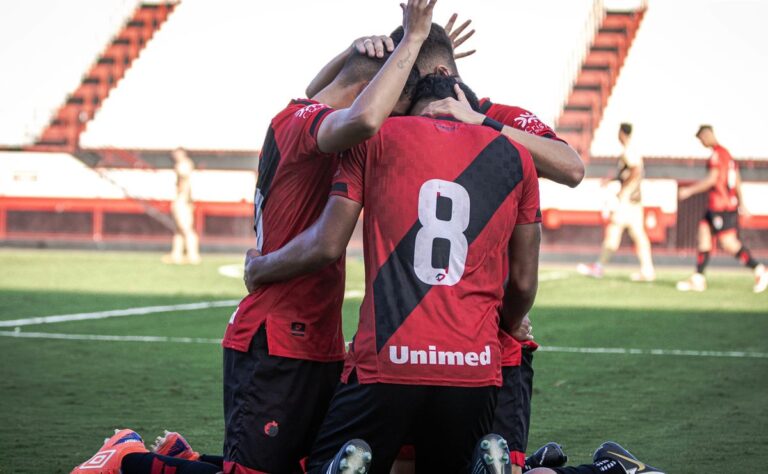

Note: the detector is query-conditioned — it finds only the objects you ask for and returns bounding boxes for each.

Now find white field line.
[538,346,768,359]
[0,300,240,328]
[0,330,221,344]
[1,330,766,360]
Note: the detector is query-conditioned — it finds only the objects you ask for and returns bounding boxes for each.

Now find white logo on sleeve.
[389,345,491,366]
[295,104,328,119]
[513,112,540,128]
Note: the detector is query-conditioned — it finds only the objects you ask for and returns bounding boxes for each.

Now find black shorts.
[306,371,498,474]
[223,325,343,474]
[703,210,739,236]
[492,349,534,459]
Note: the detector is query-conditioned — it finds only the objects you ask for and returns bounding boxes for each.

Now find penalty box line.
[1,330,767,360]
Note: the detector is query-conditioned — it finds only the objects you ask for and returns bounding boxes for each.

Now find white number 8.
[414,179,470,286]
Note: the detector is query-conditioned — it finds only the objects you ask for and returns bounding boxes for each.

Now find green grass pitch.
[0,249,766,473]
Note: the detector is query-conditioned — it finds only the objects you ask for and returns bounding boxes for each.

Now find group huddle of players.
[71,2,668,474]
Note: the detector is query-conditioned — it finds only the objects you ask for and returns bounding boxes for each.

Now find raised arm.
[316,0,436,154]
[500,223,541,332]
[306,36,395,98]
[244,196,362,291]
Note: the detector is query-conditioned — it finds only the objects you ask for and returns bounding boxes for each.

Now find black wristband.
[482,116,504,132]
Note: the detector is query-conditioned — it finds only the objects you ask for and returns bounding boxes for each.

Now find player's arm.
[419,87,584,187]
[245,196,361,289]
[679,167,718,200]
[306,36,395,98]
[734,167,750,216]
[501,223,541,333]
[498,127,584,187]
[315,0,435,154]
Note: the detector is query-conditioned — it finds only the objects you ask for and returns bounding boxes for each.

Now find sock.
[198,455,223,468]
[552,458,625,474]
[121,452,221,474]
[736,246,759,269]
[696,251,710,274]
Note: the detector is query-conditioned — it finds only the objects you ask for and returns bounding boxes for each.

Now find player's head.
[336,49,420,115]
[390,23,458,78]
[618,122,632,144]
[408,74,480,116]
[696,124,717,147]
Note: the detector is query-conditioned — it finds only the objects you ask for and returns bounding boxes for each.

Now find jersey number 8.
[414,179,470,286]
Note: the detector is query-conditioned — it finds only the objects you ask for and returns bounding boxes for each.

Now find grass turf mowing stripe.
[2,330,767,359]
[0,299,241,327]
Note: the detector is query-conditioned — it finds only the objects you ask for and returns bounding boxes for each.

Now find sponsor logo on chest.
[389,345,491,366]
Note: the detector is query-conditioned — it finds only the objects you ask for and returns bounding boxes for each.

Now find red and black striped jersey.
[331,116,541,387]
[222,99,346,362]
[707,144,739,212]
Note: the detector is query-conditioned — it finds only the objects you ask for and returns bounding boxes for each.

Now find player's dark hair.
[696,124,713,137]
[619,122,633,135]
[337,44,420,98]
[390,23,457,76]
[408,74,480,113]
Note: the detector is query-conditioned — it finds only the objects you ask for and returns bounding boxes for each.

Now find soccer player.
[577,122,655,281]
[388,19,581,473]
[221,3,436,473]
[677,125,768,293]
[163,147,201,265]
[244,75,542,473]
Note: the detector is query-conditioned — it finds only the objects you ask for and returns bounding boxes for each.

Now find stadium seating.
[35,2,177,150]
[0,0,139,147]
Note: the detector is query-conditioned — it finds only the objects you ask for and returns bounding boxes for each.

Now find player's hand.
[444,13,476,59]
[243,248,261,293]
[420,83,485,125]
[401,0,437,43]
[678,186,693,201]
[511,315,534,342]
[352,35,395,58]
[739,205,752,218]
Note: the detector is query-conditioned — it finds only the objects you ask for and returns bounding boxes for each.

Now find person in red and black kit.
[223,4,437,473]
[389,18,582,473]
[677,125,767,294]
[245,75,542,474]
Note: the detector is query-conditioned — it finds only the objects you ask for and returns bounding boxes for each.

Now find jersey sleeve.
[514,145,542,225]
[287,102,335,160]
[484,101,565,143]
[330,142,368,205]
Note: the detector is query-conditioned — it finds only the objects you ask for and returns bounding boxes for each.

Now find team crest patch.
[79,449,116,469]
[713,215,724,230]
[264,421,279,437]
[290,322,306,337]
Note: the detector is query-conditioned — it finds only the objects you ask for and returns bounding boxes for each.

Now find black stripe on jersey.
[292,99,314,106]
[372,135,525,353]
[253,126,281,231]
[309,107,333,138]
[479,99,493,114]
